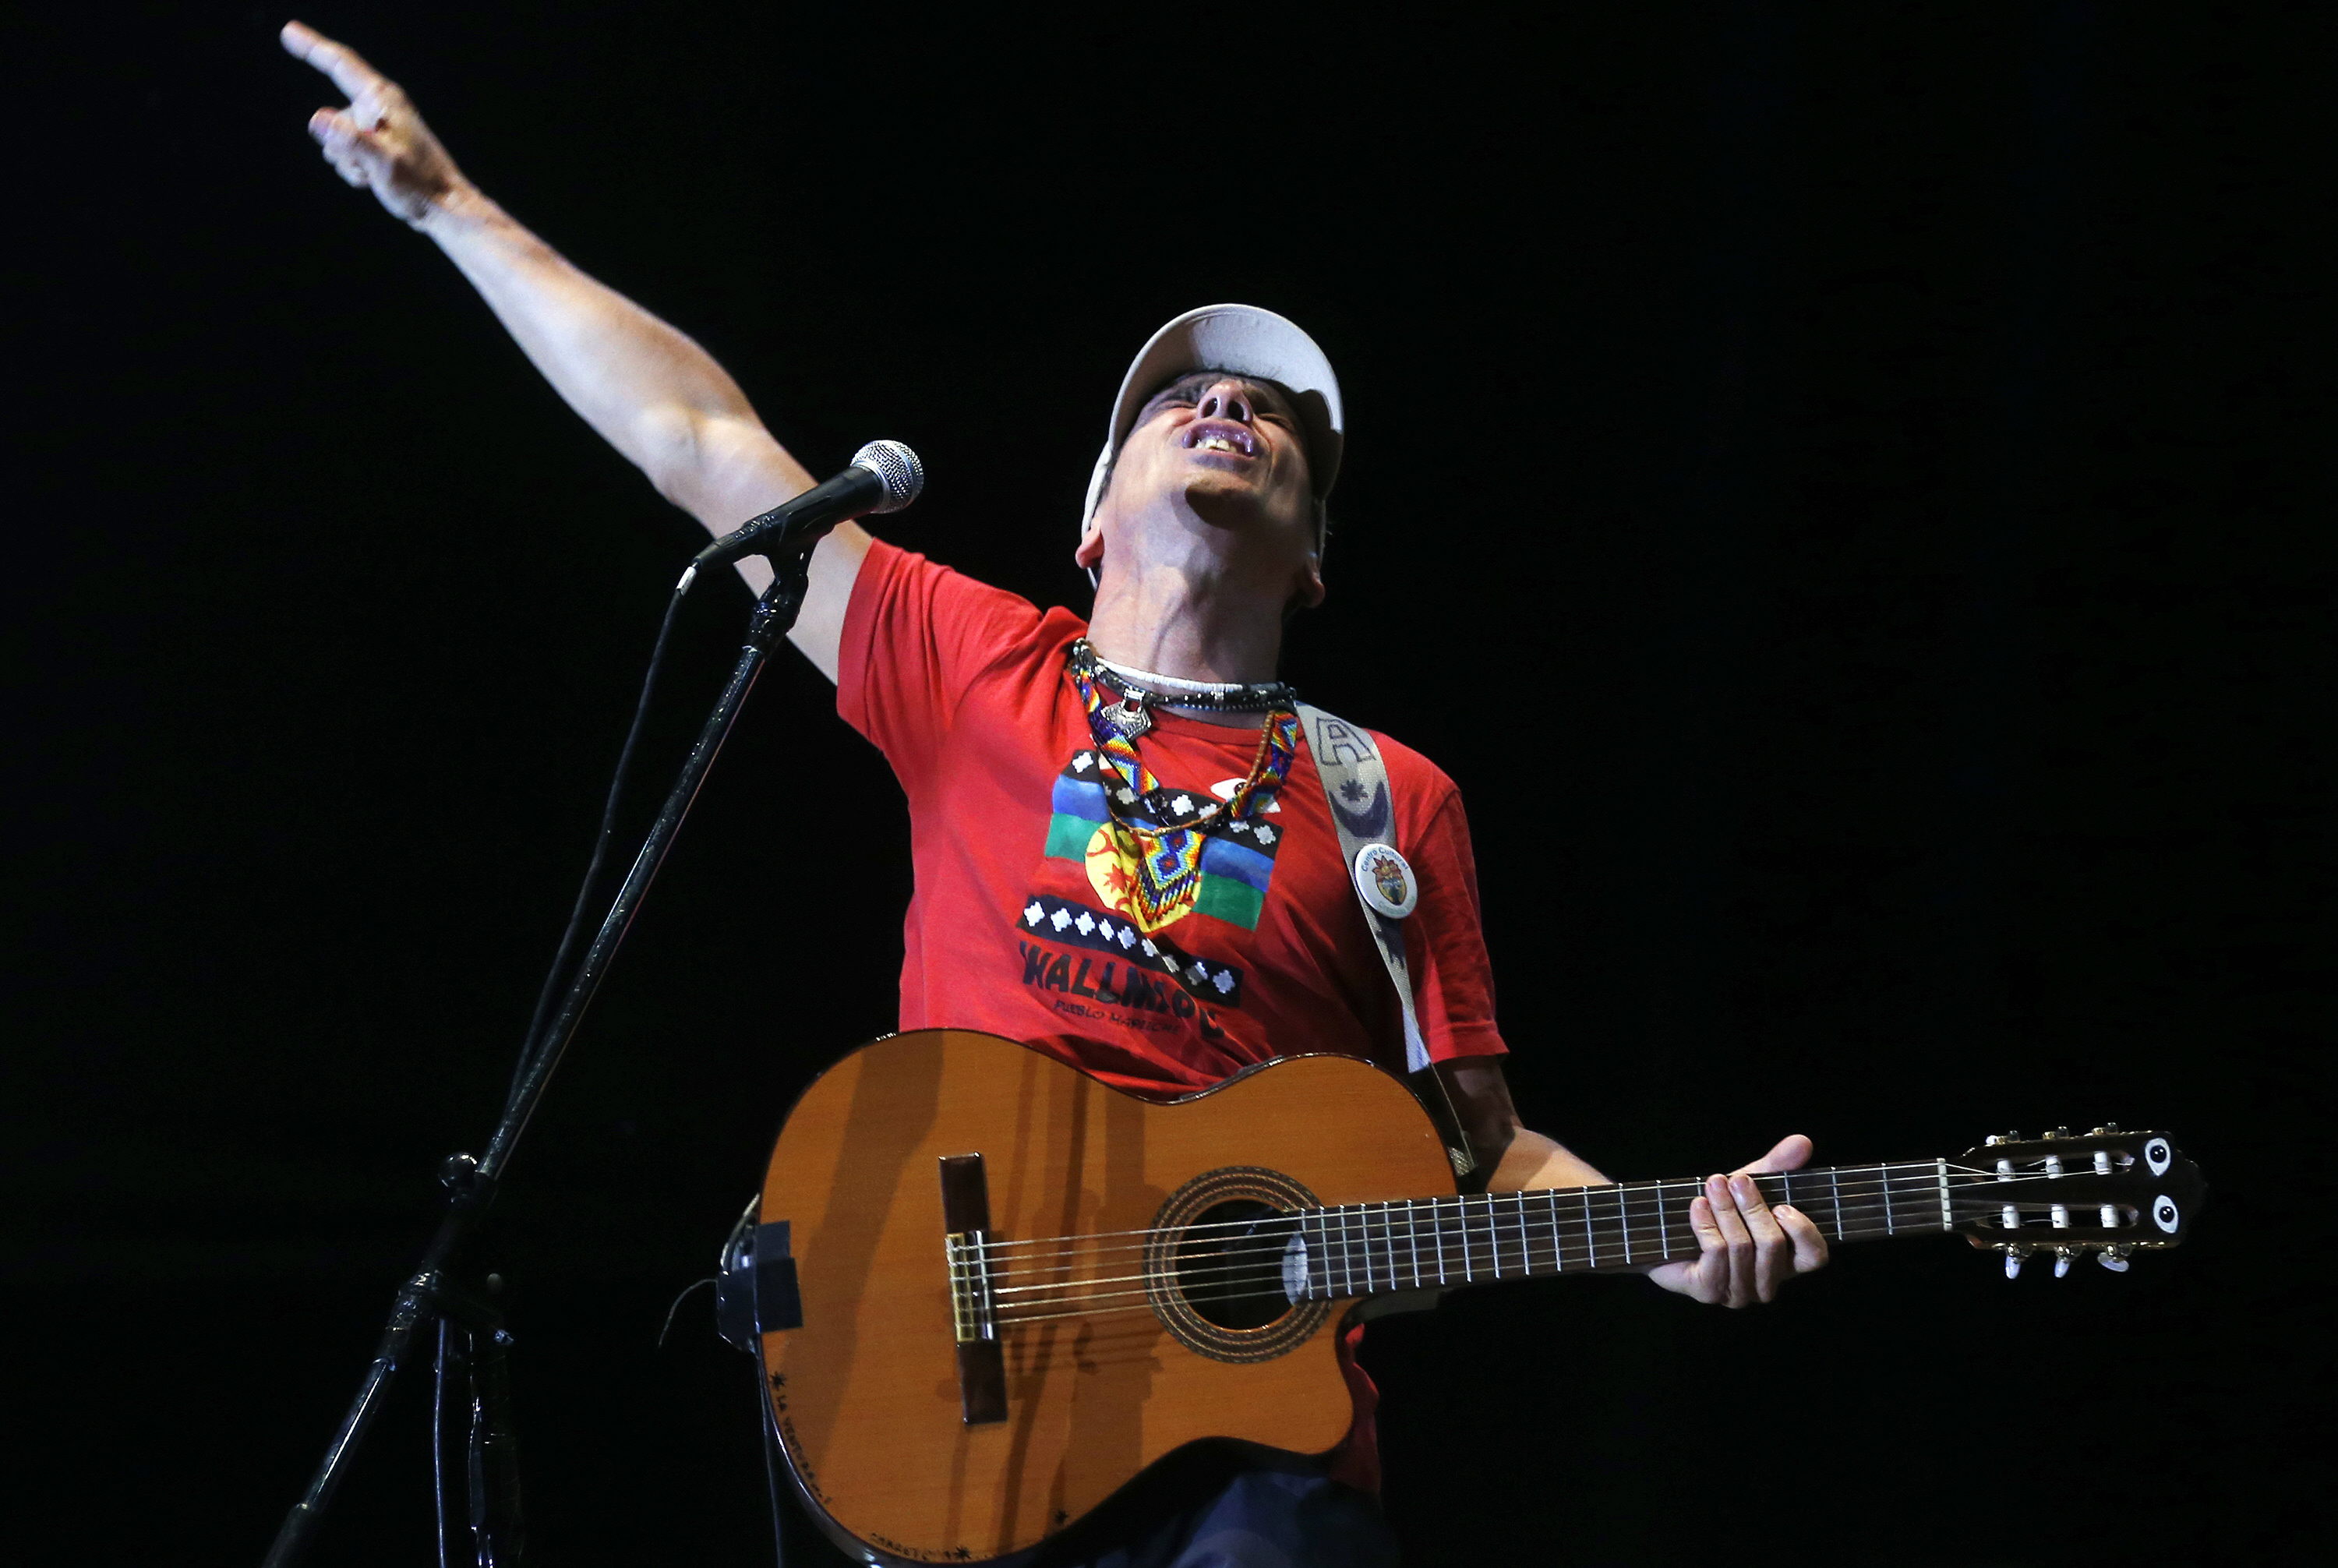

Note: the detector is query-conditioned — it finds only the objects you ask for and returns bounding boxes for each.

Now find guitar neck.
[1296,1162,1955,1298]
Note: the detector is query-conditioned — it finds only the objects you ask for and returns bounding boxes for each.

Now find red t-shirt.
[838,540,1507,1090]
[835,539,1510,1492]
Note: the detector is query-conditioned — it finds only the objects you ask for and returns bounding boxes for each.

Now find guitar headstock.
[1951,1126,2205,1278]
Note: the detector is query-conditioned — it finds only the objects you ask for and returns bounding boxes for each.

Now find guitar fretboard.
[1294,1163,1958,1298]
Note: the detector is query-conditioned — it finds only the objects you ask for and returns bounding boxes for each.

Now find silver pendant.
[1100,696,1152,739]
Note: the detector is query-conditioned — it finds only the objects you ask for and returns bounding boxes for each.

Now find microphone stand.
[263,546,817,1568]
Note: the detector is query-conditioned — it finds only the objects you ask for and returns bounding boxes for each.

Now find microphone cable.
[501,441,922,1105]
[503,563,698,1111]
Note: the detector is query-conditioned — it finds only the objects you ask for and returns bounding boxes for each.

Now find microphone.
[690,440,925,574]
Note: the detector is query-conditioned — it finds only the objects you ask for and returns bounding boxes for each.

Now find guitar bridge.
[939,1154,1007,1425]
[945,1229,997,1344]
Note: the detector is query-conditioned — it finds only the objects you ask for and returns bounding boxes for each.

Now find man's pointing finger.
[281,20,387,103]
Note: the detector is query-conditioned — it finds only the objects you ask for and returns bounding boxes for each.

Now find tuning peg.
[1985,1132,2019,1146]
[2002,1244,2033,1280]
[2052,1246,2083,1278]
[2091,1123,2121,1135]
[2097,1246,2132,1274]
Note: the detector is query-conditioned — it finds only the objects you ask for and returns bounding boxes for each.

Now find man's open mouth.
[1182,420,1259,457]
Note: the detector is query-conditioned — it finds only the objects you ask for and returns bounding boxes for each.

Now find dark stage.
[5,4,2326,1563]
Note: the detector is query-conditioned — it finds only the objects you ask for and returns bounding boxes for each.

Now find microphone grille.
[852,440,925,514]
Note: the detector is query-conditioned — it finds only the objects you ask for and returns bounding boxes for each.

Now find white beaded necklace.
[1091,655,1257,696]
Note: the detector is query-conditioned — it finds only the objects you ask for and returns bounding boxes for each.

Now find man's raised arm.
[280,20,868,678]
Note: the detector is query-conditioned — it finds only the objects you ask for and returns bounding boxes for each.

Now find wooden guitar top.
[756,1029,1455,1564]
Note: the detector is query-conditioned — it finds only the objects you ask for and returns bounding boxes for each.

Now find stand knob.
[439,1151,495,1209]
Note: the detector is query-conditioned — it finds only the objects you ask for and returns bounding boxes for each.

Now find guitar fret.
[1881,1165,1895,1235]
[1545,1189,1563,1275]
[1485,1193,1501,1277]
[1404,1199,1422,1290]
[1583,1188,1598,1269]
[1828,1168,1844,1240]
[1621,1185,1634,1266]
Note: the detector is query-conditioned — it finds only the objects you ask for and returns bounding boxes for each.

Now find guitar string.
[954,1173,1936,1271]
[977,1196,2114,1327]
[987,1215,1898,1299]
[959,1163,2109,1263]
[973,1192,2117,1295]
[980,1206,1921,1293]
[985,1219,1944,1329]
[960,1163,1954,1256]
[966,1196,2082,1312]
[951,1181,2137,1320]
[965,1170,2109,1287]
[976,1199,2009,1298]
[977,1190,1954,1298]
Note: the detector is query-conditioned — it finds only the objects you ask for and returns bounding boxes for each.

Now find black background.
[5,3,2328,1563]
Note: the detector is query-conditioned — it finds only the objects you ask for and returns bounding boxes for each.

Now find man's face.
[1078,370,1322,605]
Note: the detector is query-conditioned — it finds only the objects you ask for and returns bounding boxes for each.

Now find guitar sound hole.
[1174,1200,1298,1331]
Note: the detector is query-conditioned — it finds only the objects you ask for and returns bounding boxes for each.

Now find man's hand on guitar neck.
[1644,1135,1829,1308]
[1442,1059,1830,1308]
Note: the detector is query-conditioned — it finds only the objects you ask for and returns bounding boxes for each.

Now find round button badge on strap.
[1351,844,1418,920]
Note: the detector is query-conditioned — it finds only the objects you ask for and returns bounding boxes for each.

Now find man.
[281,20,1828,1563]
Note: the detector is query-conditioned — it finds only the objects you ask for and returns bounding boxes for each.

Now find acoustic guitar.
[729,1029,2200,1565]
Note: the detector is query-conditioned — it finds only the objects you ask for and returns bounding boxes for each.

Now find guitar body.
[754,1029,1455,1564]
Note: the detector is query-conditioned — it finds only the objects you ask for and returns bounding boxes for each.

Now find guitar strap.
[1295,703,1481,1185]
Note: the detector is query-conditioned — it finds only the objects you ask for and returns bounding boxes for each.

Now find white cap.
[1078,303,1347,540]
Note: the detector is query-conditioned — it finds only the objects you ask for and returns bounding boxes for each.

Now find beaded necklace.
[1069,638,1299,738]
[1065,644,1301,932]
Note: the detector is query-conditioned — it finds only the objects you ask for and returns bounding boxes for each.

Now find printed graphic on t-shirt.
[1010,746,1287,1030]
[1040,749,1284,931]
